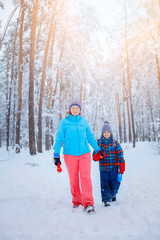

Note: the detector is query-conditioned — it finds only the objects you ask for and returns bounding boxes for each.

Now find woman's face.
[70,105,80,116]
[103,131,111,139]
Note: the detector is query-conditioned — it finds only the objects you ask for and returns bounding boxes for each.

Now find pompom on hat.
[101,121,113,135]
[69,99,82,111]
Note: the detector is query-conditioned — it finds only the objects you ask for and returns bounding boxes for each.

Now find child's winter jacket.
[97,135,124,172]
[54,113,100,156]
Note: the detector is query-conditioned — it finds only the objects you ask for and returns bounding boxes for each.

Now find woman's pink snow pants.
[64,153,94,208]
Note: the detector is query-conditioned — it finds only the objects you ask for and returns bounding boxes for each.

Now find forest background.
[0,0,160,155]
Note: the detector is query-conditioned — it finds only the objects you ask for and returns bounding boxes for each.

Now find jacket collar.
[101,135,113,143]
[66,112,82,121]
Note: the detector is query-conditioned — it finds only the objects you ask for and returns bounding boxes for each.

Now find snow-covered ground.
[0,142,160,240]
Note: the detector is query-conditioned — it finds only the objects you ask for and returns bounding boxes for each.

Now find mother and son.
[53,99,125,214]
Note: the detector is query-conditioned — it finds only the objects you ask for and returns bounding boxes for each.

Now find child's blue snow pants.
[100,170,121,202]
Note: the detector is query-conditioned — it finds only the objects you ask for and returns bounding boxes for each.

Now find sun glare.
[83,0,123,28]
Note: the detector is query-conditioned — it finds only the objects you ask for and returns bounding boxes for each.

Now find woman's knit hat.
[69,99,82,111]
[101,121,113,135]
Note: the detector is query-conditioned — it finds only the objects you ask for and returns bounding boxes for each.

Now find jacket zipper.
[76,116,80,155]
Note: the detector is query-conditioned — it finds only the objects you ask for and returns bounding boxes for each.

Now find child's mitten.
[93,150,104,161]
[119,162,125,174]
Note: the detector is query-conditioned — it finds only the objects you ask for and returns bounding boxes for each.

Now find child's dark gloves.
[53,153,61,166]
[119,162,125,174]
[93,150,104,161]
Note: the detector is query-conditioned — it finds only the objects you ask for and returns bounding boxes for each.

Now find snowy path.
[0,142,160,240]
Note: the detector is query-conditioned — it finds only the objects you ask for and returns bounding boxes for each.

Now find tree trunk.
[50,68,60,146]
[115,93,122,143]
[93,90,98,136]
[155,48,160,149]
[155,54,160,90]
[80,82,82,102]
[57,37,65,122]
[101,98,105,122]
[123,105,127,143]
[12,93,16,149]
[16,0,24,153]
[0,118,1,148]
[147,114,151,142]
[147,89,156,141]
[28,1,38,155]
[0,4,20,49]
[158,0,160,154]
[141,105,145,141]
[64,79,69,110]
[121,52,127,143]
[10,16,20,149]
[45,24,56,150]
[72,81,74,99]
[126,95,132,142]
[36,22,42,54]
[37,9,57,152]
[59,70,63,121]
[124,0,136,147]
[82,80,86,115]
[6,45,10,151]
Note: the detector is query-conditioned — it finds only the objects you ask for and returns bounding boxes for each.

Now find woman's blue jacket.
[54,113,100,156]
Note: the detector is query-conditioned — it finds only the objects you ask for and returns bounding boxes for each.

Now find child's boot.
[112,196,116,202]
[104,202,111,207]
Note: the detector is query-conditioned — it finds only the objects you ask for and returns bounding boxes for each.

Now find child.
[53,99,101,213]
[93,121,125,207]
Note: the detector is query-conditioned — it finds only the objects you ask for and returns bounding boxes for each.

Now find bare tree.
[45,24,56,150]
[121,52,128,143]
[29,0,38,155]
[115,92,122,143]
[0,4,20,49]
[37,5,57,153]
[146,88,156,141]
[6,45,10,151]
[11,17,20,149]
[124,0,136,147]
[16,0,24,153]
[158,0,160,154]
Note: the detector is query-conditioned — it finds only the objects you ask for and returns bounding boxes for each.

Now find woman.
[53,99,100,213]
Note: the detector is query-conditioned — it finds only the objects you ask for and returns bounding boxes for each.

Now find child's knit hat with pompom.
[101,121,113,135]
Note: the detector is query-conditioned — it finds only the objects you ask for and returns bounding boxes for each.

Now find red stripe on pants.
[64,153,94,208]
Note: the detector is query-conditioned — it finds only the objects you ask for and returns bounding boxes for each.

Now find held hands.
[119,162,125,174]
[93,150,104,162]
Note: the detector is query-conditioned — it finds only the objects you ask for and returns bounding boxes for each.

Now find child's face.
[103,131,111,139]
[70,105,80,116]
